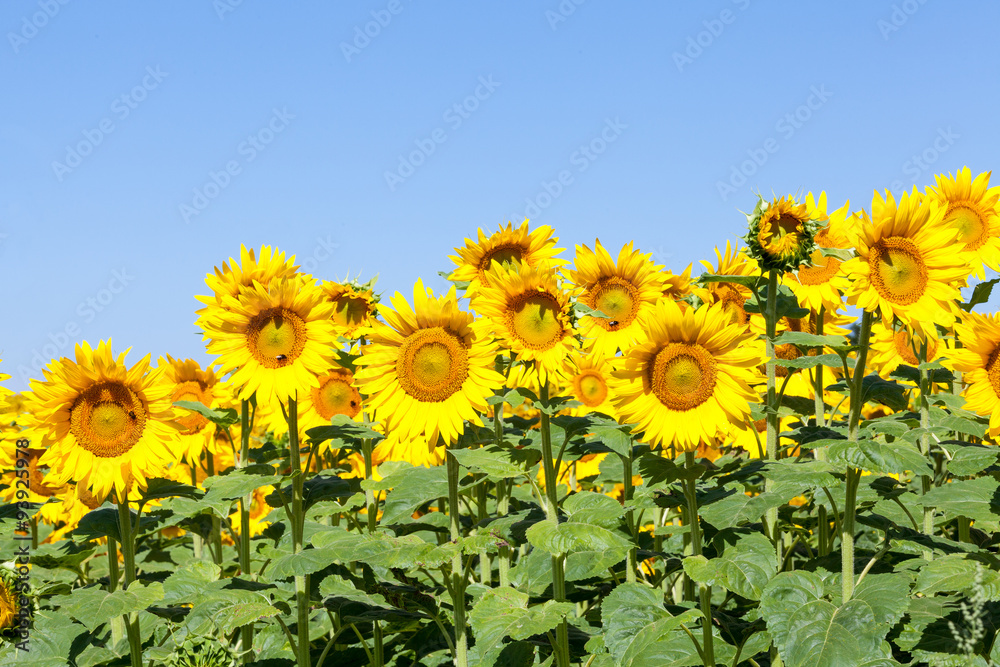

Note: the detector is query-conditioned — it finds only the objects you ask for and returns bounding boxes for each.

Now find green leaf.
[0,610,86,666]
[365,462,450,526]
[50,581,164,632]
[700,481,802,528]
[573,302,612,319]
[469,587,573,648]
[29,542,96,572]
[860,375,909,412]
[161,561,222,605]
[305,414,384,445]
[943,443,999,476]
[308,528,452,571]
[961,277,1000,312]
[827,439,931,475]
[525,519,633,557]
[138,477,203,503]
[562,492,624,529]
[183,588,280,636]
[173,399,239,426]
[772,332,846,348]
[711,532,778,600]
[915,554,1000,597]
[775,354,847,369]
[817,247,855,262]
[449,446,533,480]
[698,274,761,288]
[601,582,702,667]
[760,459,839,487]
[587,416,635,458]
[923,477,1000,523]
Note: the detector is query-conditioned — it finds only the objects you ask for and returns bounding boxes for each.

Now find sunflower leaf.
[772,332,846,348]
[817,247,855,262]
[698,274,762,289]
[960,277,1000,312]
[573,302,612,319]
[173,400,239,426]
[306,415,383,445]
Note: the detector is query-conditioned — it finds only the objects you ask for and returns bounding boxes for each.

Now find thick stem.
[684,452,714,667]
[239,400,254,662]
[813,306,827,436]
[476,481,491,585]
[539,384,570,667]
[917,341,934,553]
[287,397,311,667]
[817,504,830,557]
[373,620,385,667]
[190,465,203,560]
[764,270,782,567]
[206,452,223,566]
[116,497,143,667]
[493,402,511,587]
[621,449,637,584]
[107,536,124,647]
[362,439,378,533]
[447,451,469,667]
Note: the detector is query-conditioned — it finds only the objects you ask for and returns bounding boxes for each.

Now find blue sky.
[2,0,997,390]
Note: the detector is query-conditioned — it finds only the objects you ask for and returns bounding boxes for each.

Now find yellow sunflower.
[926,167,1000,279]
[354,279,503,445]
[869,322,943,379]
[0,569,20,634]
[952,311,1000,438]
[449,220,566,292]
[746,192,827,271]
[373,432,446,468]
[661,264,703,305]
[27,340,180,501]
[159,356,232,466]
[843,189,970,334]
[472,262,577,384]
[567,240,665,359]
[786,200,855,312]
[201,276,338,407]
[0,445,70,526]
[564,352,616,418]
[610,300,761,451]
[699,242,760,328]
[195,244,302,328]
[321,277,380,338]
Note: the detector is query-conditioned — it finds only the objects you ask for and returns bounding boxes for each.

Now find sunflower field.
[5,170,1000,667]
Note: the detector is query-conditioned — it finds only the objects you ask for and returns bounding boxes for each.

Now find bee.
[609,320,620,327]
[128,410,137,420]
[275,354,288,362]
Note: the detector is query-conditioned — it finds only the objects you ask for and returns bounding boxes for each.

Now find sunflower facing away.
[195,244,302,328]
[321,277,380,338]
[472,261,577,384]
[843,189,970,334]
[610,299,761,451]
[952,311,1000,438]
[926,167,1000,279]
[449,220,566,292]
[869,322,943,379]
[28,340,179,501]
[354,279,503,445]
[201,276,339,407]
[567,240,665,359]
[700,242,760,328]
[745,193,827,272]
[786,199,854,313]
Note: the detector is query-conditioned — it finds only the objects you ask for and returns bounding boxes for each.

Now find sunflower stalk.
[684,451,715,667]
[493,397,512,587]
[446,448,469,667]
[843,308,874,602]
[116,496,143,667]
[918,340,935,556]
[205,451,223,566]
[621,443,637,584]
[361,437,385,666]
[763,269,782,565]
[539,383,571,667]
[107,536,125,648]
[286,396,311,667]
[813,306,827,439]
[238,399,254,662]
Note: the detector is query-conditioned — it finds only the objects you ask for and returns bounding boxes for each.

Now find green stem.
[287,396,311,667]
[206,452,223,566]
[362,439,378,533]
[116,497,143,667]
[539,383,570,667]
[813,306,827,437]
[684,452,714,667]
[373,620,385,667]
[621,448,637,584]
[476,480,491,585]
[190,464,203,560]
[817,504,830,557]
[239,400,254,662]
[493,399,512,587]
[107,536,124,648]
[917,340,934,554]
[447,450,469,667]
[843,309,873,602]
[764,270,782,567]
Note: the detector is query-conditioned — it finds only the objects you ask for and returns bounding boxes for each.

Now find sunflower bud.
[744,194,825,272]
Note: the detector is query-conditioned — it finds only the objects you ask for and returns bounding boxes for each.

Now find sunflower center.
[987,346,1000,397]
[397,327,470,402]
[70,382,147,458]
[574,370,608,408]
[312,372,362,420]
[761,213,805,258]
[481,245,523,272]
[649,343,718,411]
[949,204,987,251]
[870,237,928,306]
[25,449,63,498]
[247,308,308,369]
[797,249,841,285]
[590,278,639,331]
[332,296,370,331]
[173,381,210,433]
[507,292,565,350]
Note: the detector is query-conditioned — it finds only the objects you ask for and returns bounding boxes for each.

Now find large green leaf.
[161,561,222,605]
[173,399,239,426]
[363,461,450,525]
[469,587,573,648]
[525,519,633,557]
[50,581,164,631]
[923,477,1000,523]
[915,554,1000,597]
[600,582,702,667]
[700,481,802,528]
[449,446,533,480]
[562,492,624,529]
[0,610,87,666]
[684,532,777,600]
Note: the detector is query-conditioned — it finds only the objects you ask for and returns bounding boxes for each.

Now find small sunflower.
[449,220,566,292]
[926,167,1000,279]
[159,356,232,466]
[564,352,616,418]
[0,445,69,526]
[869,322,943,379]
[610,300,761,451]
[0,568,21,636]
[321,277,380,338]
[472,262,577,384]
[567,240,665,358]
[28,340,180,501]
[661,264,702,305]
[952,312,1000,438]
[372,432,446,468]
[786,200,855,312]
[699,242,760,328]
[202,276,339,407]
[745,193,826,272]
[354,279,503,445]
[843,189,970,334]
[195,244,302,328]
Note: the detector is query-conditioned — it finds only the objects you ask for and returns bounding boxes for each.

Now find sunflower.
[195,244,302,328]
[843,189,970,334]
[0,568,20,635]
[564,352,616,418]
[201,276,339,407]
[610,299,761,451]
[661,264,703,305]
[27,340,179,501]
[745,193,826,272]
[926,167,1000,279]
[159,356,232,466]
[869,322,943,379]
[0,445,69,526]
[373,432,446,468]
[952,311,1000,438]
[354,279,503,445]
[321,277,380,338]
[472,262,577,384]
[786,200,855,312]
[449,220,566,292]
[699,242,760,328]
[567,240,665,358]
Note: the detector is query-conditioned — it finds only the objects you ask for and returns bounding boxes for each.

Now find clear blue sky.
[3,1,998,390]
